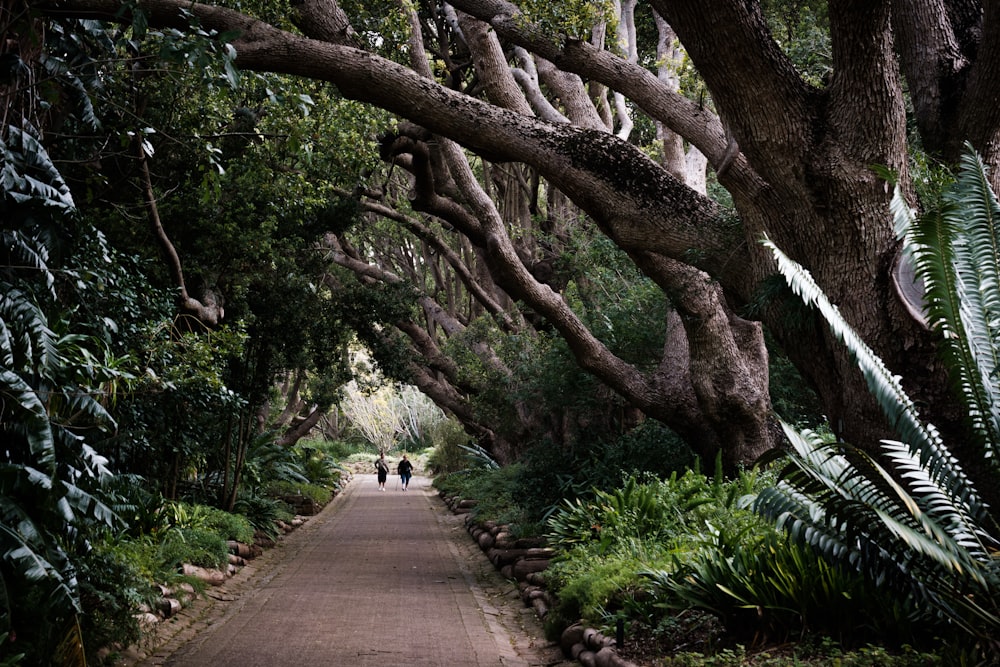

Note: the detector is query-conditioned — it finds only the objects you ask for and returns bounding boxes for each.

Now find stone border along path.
[441,494,639,667]
[116,473,575,667]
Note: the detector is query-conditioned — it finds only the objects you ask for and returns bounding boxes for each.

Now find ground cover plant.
[434,447,948,664]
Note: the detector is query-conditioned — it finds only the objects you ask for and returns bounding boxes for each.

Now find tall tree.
[27,0,1000,481]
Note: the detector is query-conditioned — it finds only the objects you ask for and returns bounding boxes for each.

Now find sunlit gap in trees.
[339,346,445,453]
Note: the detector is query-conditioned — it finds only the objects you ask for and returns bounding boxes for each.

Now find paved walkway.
[126,473,567,667]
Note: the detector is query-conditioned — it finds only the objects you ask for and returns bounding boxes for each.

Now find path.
[126,473,568,667]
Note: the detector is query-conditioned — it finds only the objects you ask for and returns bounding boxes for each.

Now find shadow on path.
[125,474,567,667]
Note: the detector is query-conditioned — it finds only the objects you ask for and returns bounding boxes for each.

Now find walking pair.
[375,452,413,491]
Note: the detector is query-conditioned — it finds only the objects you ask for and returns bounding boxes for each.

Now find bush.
[266,480,333,507]
[77,542,144,663]
[157,527,229,570]
[433,465,540,534]
[303,437,364,460]
[298,438,357,485]
[425,420,473,474]
[234,493,294,538]
[188,504,255,543]
[543,469,774,639]
[643,529,919,647]
[545,540,669,640]
[589,421,696,488]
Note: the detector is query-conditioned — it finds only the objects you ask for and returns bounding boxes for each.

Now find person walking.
[397,454,413,491]
[375,452,389,491]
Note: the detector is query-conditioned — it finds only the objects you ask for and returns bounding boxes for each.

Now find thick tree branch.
[957,1,1000,172]
[277,406,324,447]
[456,11,533,117]
[449,0,748,179]
[39,0,753,297]
[648,0,815,182]
[891,0,969,156]
[827,0,907,165]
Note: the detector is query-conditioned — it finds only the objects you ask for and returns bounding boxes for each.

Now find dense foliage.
[429,149,1000,664]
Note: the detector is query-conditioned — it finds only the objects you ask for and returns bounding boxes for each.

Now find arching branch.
[138,143,224,325]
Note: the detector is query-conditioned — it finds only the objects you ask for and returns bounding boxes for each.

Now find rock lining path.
[122,473,570,667]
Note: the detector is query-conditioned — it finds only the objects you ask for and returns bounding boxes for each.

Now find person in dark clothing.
[397,455,413,491]
[375,452,389,491]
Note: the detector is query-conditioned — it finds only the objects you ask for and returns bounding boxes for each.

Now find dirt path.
[122,473,569,666]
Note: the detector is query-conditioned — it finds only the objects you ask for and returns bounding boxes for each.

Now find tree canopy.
[7,0,999,479]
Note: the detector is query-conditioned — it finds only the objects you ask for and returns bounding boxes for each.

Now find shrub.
[302,437,364,461]
[542,466,786,642]
[233,493,294,538]
[644,528,918,647]
[188,504,255,543]
[157,527,229,570]
[425,420,473,474]
[266,480,332,507]
[292,442,347,488]
[76,542,144,663]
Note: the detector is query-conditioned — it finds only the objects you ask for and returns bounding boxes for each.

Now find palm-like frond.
[764,238,932,449]
[763,238,989,524]
[0,286,56,372]
[898,145,1000,463]
[2,123,126,647]
[1,127,75,212]
[756,424,1000,635]
[761,169,1000,639]
[0,369,56,473]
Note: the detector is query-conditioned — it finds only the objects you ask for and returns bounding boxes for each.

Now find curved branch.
[342,192,520,331]
[456,11,534,117]
[277,406,325,447]
[41,0,753,296]
[511,47,569,124]
[138,143,223,325]
[449,0,744,175]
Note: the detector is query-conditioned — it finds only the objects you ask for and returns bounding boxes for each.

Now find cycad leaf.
[761,423,992,598]
[882,439,994,558]
[765,236,991,527]
[764,237,935,450]
[898,146,1000,463]
[942,148,1000,456]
